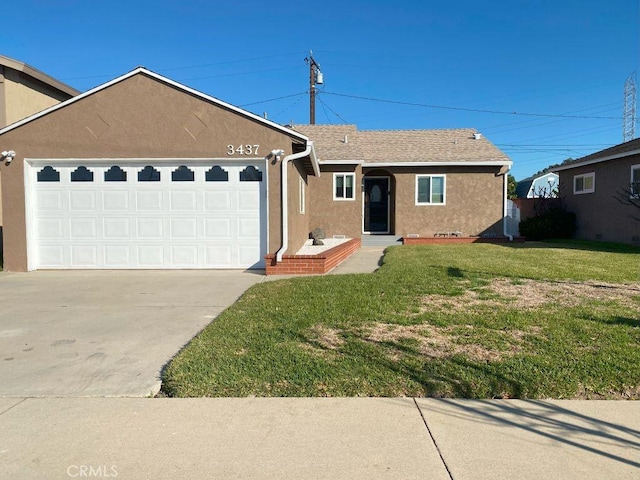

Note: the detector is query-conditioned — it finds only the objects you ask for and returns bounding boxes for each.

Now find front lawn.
[162,242,640,399]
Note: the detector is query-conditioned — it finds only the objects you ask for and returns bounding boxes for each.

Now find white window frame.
[415,174,446,205]
[573,172,595,194]
[333,173,356,201]
[299,176,306,214]
[631,164,640,199]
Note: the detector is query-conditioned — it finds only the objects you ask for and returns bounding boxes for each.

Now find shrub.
[519,208,576,240]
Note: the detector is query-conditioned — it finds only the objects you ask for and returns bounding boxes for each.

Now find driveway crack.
[0,398,28,417]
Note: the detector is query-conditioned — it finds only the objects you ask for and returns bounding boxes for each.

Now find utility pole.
[305,51,323,124]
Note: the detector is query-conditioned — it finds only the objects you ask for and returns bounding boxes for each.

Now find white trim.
[0,67,309,142]
[319,160,365,165]
[415,174,446,205]
[333,172,356,201]
[362,176,390,234]
[299,176,306,214]
[365,161,511,168]
[631,164,640,198]
[573,172,595,194]
[553,148,640,172]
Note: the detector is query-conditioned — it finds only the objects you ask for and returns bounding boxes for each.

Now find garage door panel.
[70,218,98,239]
[237,189,260,211]
[137,245,165,267]
[69,191,96,211]
[137,218,164,239]
[204,190,231,211]
[104,245,131,266]
[170,190,197,211]
[103,218,130,239]
[38,219,64,239]
[238,217,261,239]
[204,218,231,238]
[37,191,64,211]
[38,245,65,267]
[30,161,266,270]
[70,245,98,267]
[205,245,233,267]
[171,245,198,267]
[136,190,163,211]
[170,218,197,238]
[103,190,129,211]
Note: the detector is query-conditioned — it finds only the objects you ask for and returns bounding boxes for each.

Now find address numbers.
[227,144,259,156]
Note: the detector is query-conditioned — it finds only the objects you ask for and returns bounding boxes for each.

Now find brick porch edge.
[402,236,525,245]
[265,238,362,275]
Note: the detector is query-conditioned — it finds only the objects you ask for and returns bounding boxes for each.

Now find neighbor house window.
[631,165,640,198]
[573,172,595,194]
[416,175,446,205]
[299,177,306,214]
[334,173,355,200]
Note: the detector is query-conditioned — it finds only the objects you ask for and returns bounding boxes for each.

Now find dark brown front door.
[363,177,389,233]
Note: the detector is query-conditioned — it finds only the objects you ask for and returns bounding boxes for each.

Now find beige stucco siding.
[392,167,504,237]
[559,157,640,245]
[3,69,72,127]
[308,164,363,239]
[284,160,311,254]
[0,73,302,271]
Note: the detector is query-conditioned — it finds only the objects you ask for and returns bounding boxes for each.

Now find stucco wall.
[308,164,363,239]
[559,156,640,245]
[3,69,72,126]
[392,166,504,237]
[285,160,311,254]
[0,73,303,271]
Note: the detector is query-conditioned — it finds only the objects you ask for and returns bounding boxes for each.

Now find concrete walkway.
[329,246,387,274]
[1,397,638,479]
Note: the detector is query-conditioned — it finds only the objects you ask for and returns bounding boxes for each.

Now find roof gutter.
[275,142,316,262]
[552,148,640,172]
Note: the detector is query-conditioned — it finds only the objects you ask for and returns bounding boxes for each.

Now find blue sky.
[4,0,639,180]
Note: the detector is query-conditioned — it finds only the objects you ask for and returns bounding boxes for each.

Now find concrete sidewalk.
[1,398,638,479]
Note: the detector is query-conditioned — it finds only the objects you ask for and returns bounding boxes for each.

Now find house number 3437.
[227,144,259,155]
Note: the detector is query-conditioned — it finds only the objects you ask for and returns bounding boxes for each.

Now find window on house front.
[105,166,127,182]
[631,165,640,198]
[37,166,60,182]
[573,173,595,194]
[416,175,446,205]
[171,166,195,182]
[334,173,355,200]
[299,177,306,214]
[70,166,94,182]
[138,166,161,182]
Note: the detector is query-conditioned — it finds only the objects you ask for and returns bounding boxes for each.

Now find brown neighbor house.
[0,67,513,273]
[552,138,640,246]
[0,55,79,227]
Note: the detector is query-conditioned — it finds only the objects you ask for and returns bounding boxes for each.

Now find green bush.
[519,208,576,240]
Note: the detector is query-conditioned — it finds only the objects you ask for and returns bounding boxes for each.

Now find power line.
[239,92,307,107]
[322,91,625,120]
[317,95,350,124]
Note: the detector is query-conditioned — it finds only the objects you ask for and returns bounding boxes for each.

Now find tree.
[507,174,517,199]
[614,181,640,222]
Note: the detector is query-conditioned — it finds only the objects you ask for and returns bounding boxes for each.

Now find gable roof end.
[0,67,309,143]
[0,54,80,97]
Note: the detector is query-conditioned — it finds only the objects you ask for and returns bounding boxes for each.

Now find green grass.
[162,241,640,399]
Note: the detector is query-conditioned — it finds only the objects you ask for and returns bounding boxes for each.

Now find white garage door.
[26,161,267,270]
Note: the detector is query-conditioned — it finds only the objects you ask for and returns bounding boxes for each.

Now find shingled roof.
[293,125,511,164]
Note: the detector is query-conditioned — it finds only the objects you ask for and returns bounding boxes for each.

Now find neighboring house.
[0,67,512,272]
[515,172,558,198]
[0,55,79,226]
[552,138,640,245]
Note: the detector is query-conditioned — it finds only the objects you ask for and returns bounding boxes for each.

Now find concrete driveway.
[0,270,264,397]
